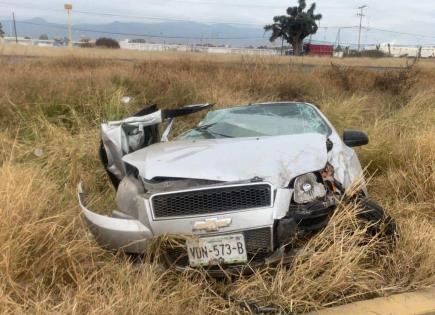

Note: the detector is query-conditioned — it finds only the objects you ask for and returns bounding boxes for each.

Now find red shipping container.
[305,44,333,56]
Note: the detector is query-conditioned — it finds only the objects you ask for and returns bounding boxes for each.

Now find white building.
[207,46,278,55]
[420,47,435,58]
[119,40,279,56]
[366,44,435,58]
[2,36,33,46]
[120,40,190,52]
[33,39,56,47]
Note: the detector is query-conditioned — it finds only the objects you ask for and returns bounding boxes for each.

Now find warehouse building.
[366,44,435,58]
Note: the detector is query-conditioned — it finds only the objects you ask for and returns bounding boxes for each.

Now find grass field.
[0,50,434,314]
[3,43,435,68]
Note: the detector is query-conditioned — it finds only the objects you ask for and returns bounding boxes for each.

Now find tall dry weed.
[0,55,433,314]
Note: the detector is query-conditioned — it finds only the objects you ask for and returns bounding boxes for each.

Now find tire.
[99,141,121,190]
[357,198,397,238]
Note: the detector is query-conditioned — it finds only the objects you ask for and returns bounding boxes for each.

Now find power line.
[4,2,435,44]
[310,38,374,46]
[144,0,360,10]
[14,20,360,42]
[364,27,435,40]
[0,1,268,27]
[0,0,359,11]
[14,20,267,40]
[13,20,435,47]
[139,0,350,10]
[7,2,435,39]
[143,0,286,9]
[14,20,379,46]
[0,1,369,29]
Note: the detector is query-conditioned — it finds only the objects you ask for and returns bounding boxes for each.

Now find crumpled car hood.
[123,133,328,187]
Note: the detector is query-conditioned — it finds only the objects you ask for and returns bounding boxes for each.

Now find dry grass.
[0,53,434,314]
[3,43,435,68]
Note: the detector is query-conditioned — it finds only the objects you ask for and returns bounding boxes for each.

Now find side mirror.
[343,129,369,147]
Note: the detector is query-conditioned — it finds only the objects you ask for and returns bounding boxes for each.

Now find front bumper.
[78,181,337,270]
[78,183,153,253]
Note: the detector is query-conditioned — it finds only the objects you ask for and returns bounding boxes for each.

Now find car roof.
[209,101,318,113]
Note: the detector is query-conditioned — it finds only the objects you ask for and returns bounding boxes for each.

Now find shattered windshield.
[177,103,331,140]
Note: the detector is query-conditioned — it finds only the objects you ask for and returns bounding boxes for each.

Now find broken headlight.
[293,173,326,204]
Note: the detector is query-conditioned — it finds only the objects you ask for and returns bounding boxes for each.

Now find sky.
[1,0,435,45]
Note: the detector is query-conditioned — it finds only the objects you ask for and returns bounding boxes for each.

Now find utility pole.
[357,5,367,52]
[335,28,341,47]
[9,20,13,37]
[12,12,18,43]
[281,36,284,56]
[64,4,73,47]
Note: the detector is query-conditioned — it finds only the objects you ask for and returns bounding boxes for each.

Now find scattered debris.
[121,96,131,105]
[34,148,44,157]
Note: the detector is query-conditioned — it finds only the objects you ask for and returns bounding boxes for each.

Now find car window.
[177,103,331,140]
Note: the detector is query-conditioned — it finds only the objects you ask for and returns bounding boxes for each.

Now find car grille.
[165,227,273,267]
[151,184,272,218]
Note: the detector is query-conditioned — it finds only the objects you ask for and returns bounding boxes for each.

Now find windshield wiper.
[194,123,217,131]
[207,131,234,138]
[193,123,233,138]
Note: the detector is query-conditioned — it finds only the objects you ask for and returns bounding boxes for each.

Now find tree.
[39,34,49,40]
[265,15,288,55]
[0,22,5,38]
[95,37,120,49]
[264,0,322,56]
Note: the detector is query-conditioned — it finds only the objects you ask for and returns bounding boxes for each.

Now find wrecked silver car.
[78,102,394,272]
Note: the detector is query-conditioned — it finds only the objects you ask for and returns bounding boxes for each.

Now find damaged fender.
[101,103,214,182]
[78,183,153,253]
[327,133,366,195]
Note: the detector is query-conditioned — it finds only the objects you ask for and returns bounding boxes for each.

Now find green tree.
[264,0,322,56]
[95,37,120,49]
[0,22,5,38]
[39,34,49,40]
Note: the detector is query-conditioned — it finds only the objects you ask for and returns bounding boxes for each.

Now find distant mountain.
[1,17,271,47]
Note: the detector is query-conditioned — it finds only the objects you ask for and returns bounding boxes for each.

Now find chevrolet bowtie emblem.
[192,218,232,232]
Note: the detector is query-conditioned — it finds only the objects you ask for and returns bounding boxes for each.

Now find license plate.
[186,234,247,267]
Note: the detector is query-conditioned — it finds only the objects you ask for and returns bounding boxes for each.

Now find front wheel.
[357,198,397,238]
